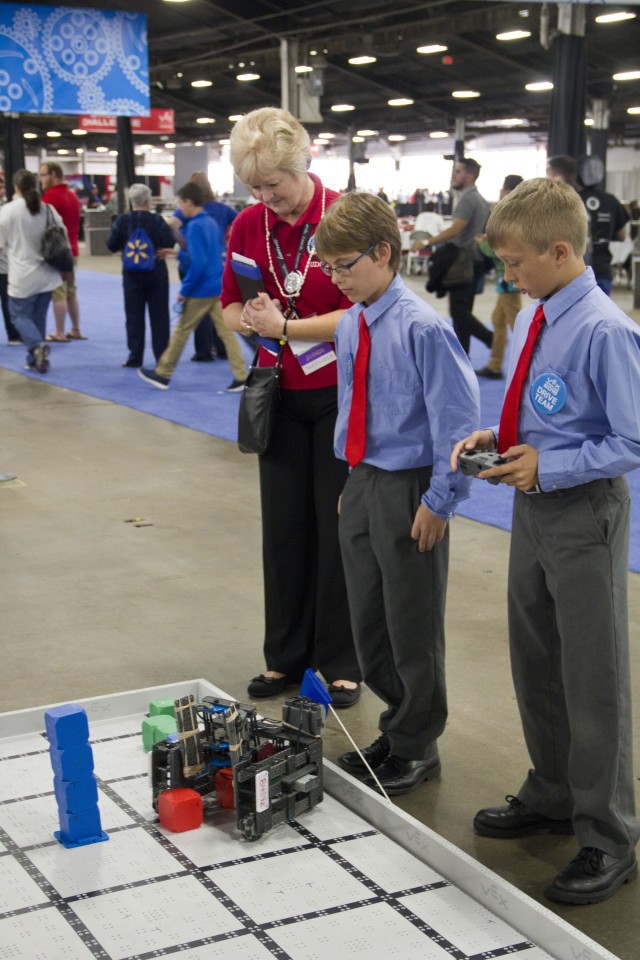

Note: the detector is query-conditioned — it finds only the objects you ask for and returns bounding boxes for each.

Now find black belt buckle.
[524,483,542,495]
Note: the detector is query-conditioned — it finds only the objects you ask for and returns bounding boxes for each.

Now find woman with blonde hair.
[221,107,361,706]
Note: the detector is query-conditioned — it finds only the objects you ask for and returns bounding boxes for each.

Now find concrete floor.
[1,251,639,959]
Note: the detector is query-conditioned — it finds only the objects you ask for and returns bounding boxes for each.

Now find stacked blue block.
[45,703,108,849]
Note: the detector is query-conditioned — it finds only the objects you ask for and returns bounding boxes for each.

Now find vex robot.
[151,694,323,841]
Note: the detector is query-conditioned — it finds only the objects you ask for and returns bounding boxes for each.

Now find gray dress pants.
[339,463,449,760]
[509,477,640,857]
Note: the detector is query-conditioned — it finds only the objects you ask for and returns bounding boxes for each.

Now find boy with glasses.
[315,193,479,796]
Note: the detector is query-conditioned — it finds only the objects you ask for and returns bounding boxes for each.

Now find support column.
[590,98,610,188]
[454,116,465,162]
[548,3,586,158]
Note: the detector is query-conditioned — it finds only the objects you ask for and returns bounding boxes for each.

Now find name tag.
[289,339,336,375]
[530,373,567,415]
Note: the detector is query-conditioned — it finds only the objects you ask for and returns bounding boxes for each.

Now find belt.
[522,477,615,498]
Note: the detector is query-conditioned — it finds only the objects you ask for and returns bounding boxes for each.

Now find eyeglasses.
[319,244,374,277]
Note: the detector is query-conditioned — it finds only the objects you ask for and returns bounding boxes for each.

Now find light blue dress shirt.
[334,273,480,518]
[493,267,640,490]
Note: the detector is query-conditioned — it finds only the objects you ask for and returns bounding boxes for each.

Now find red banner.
[78,110,175,134]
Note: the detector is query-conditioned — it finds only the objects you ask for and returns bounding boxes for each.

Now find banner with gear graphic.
[0,3,150,116]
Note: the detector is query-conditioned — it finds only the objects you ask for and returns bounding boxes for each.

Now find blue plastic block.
[58,806,103,841]
[49,743,94,781]
[54,774,99,813]
[45,704,90,749]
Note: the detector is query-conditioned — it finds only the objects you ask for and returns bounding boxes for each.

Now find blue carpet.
[2,268,639,571]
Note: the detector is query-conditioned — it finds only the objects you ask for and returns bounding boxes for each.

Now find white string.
[328,704,392,805]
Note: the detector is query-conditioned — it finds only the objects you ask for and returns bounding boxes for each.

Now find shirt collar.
[360,272,403,324]
[540,266,597,325]
[265,172,324,230]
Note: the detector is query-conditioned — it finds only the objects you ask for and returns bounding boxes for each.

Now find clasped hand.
[450,429,540,492]
[242,292,284,338]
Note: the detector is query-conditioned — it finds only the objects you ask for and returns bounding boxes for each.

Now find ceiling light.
[429,131,448,138]
[348,56,377,65]
[23,132,38,139]
[194,140,204,146]
[57,149,69,155]
[96,146,109,153]
[331,103,355,112]
[196,117,216,124]
[496,30,531,41]
[388,98,414,106]
[219,138,231,145]
[314,138,328,144]
[357,129,378,136]
[164,142,176,148]
[46,130,61,137]
[163,0,192,3]
[138,144,153,150]
[352,136,365,143]
[628,106,640,114]
[452,90,480,98]
[525,81,554,91]
[191,79,212,88]
[237,73,260,81]
[229,114,243,122]
[584,118,594,126]
[498,118,525,126]
[596,11,636,23]
[613,70,640,81]
[72,128,87,136]
[76,148,84,154]
[417,44,447,54]
[151,148,162,154]
[295,65,313,73]
[388,134,406,142]
[318,132,335,139]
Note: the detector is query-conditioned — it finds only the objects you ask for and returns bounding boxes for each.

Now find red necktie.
[498,304,545,454]
[345,311,371,468]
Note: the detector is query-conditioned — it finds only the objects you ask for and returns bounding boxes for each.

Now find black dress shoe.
[475,366,503,379]
[338,734,390,775]
[327,682,361,709]
[190,353,215,362]
[122,359,141,368]
[362,753,441,796]
[247,674,297,698]
[474,795,574,838]
[545,848,638,905]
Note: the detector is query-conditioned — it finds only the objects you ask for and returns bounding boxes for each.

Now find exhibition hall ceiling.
[23,0,640,153]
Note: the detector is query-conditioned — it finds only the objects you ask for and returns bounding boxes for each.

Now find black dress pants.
[0,273,21,342]
[448,275,493,355]
[258,386,361,683]
[122,265,170,365]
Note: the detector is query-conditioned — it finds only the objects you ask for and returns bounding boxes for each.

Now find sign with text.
[79,109,175,134]
[0,2,150,115]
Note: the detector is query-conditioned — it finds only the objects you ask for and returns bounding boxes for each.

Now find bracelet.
[280,317,288,344]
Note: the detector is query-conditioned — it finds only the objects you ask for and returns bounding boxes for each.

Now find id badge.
[289,339,336,375]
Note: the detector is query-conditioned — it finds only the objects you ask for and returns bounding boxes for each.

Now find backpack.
[41,204,74,273]
[123,214,155,272]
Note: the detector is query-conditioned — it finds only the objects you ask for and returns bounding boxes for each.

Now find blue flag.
[300,669,332,714]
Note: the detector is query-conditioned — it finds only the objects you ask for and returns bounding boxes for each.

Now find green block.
[142,715,177,752]
[148,698,176,718]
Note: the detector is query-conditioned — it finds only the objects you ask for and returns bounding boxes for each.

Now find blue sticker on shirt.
[345,353,353,386]
[530,373,567,415]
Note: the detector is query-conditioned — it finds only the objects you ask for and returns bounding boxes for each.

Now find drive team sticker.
[530,372,567,415]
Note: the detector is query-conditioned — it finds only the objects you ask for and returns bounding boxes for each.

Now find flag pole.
[328,705,392,805]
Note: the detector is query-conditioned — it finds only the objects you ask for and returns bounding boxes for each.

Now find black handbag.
[237,343,284,455]
[41,204,74,273]
[442,244,474,288]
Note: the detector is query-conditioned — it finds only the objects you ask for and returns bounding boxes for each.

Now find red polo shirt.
[42,183,81,257]
[221,173,350,390]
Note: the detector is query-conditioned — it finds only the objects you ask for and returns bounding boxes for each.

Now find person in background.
[451,177,640,905]
[315,191,479,795]
[139,181,246,392]
[426,159,493,356]
[0,170,65,374]
[474,174,524,379]
[547,154,629,296]
[221,106,362,706]
[105,183,175,368]
[167,172,238,362]
[0,173,21,345]
[39,161,85,343]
